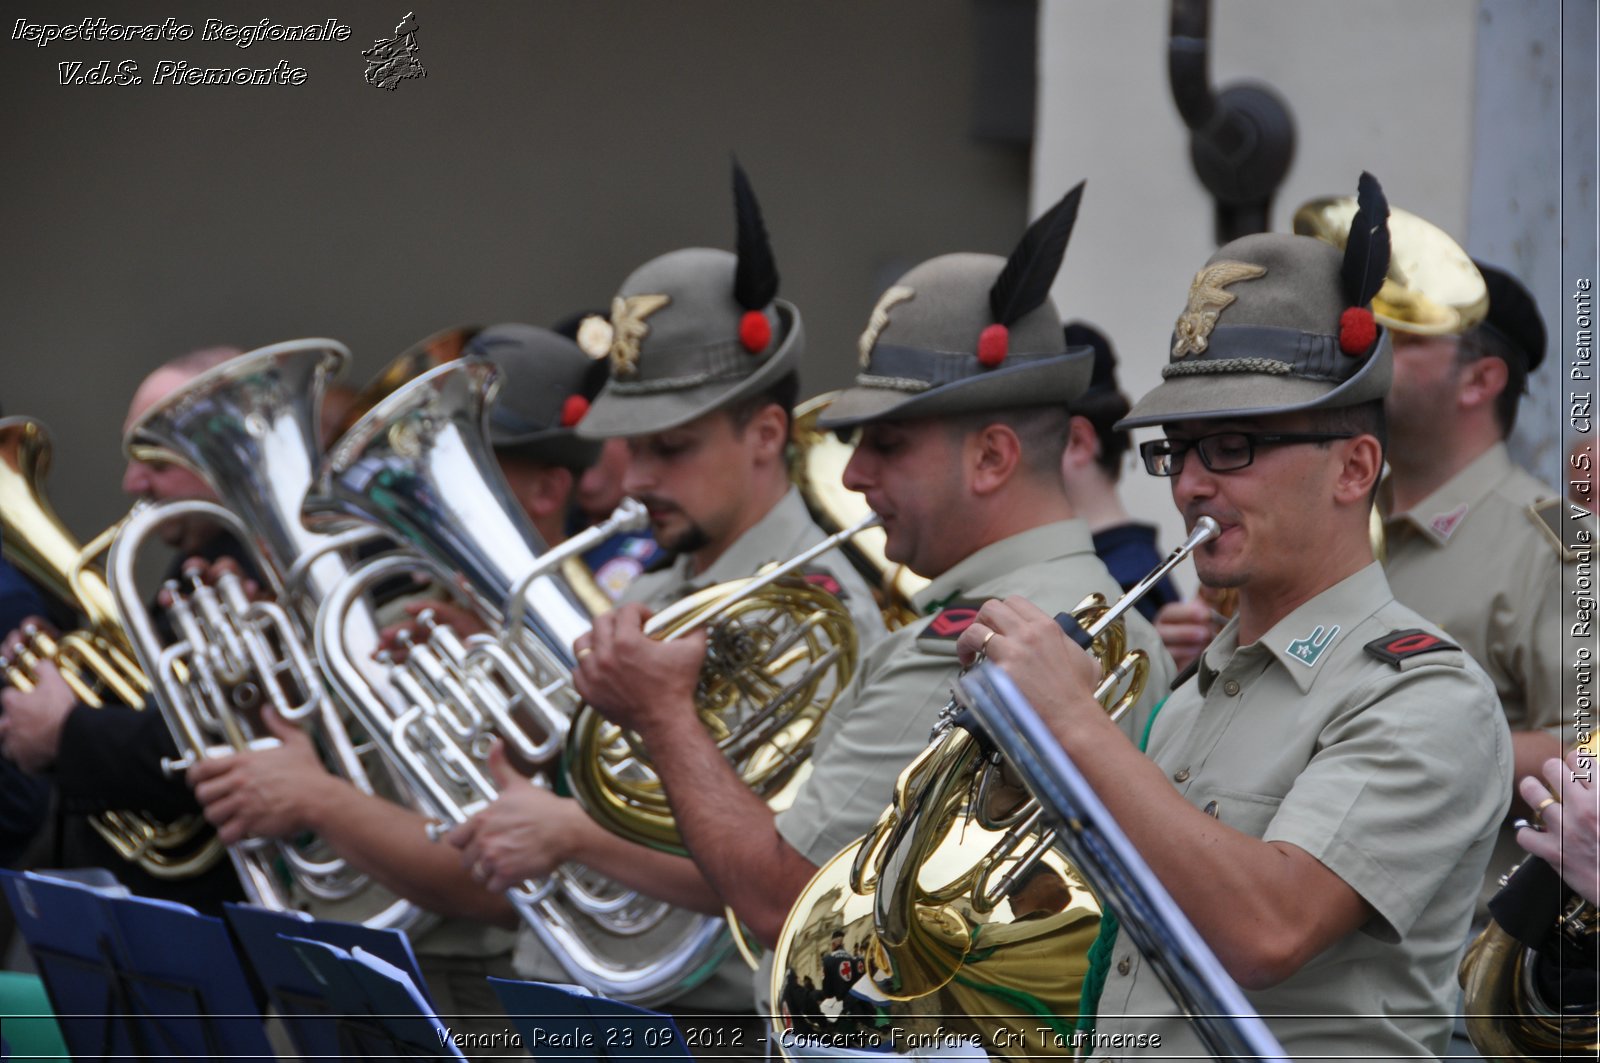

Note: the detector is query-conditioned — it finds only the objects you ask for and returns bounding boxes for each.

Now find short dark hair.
[1457,325,1525,436]
[1073,388,1133,481]
[1303,398,1387,504]
[727,371,800,435]
[945,406,1072,480]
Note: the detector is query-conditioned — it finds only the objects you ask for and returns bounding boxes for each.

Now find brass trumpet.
[772,518,1218,1058]
[0,416,224,880]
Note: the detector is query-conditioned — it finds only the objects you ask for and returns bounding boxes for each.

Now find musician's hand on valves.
[445,740,581,891]
[187,556,261,599]
[187,706,336,844]
[376,599,487,662]
[1515,747,1600,905]
[571,603,707,737]
[956,597,1110,740]
[1154,598,1222,675]
[0,660,75,773]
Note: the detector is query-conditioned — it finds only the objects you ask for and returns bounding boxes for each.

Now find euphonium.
[0,416,224,879]
[108,339,428,931]
[772,518,1219,1059]
[1458,735,1599,1060]
[312,357,732,1005]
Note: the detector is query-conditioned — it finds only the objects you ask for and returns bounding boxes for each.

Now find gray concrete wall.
[0,1,1030,540]
[1034,0,1523,585]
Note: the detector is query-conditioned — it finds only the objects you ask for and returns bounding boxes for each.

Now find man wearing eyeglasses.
[954,177,1510,1057]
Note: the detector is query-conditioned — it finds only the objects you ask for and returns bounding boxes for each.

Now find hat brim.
[575,301,803,438]
[490,426,603,470]
[1116,333,1392,430]
[816,350,1093,430]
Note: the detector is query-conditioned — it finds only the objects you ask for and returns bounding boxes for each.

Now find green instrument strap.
[1074,693,1167,1042]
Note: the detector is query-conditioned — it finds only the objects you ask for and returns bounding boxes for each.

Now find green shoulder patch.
[1528,497,1594,563]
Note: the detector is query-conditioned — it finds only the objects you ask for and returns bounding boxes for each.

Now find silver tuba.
[310,357,733,1006]
[107,339,429,932]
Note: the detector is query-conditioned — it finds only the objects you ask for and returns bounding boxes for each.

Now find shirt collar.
[1198,562,1395,695]
[910,520,1097,614]
[1381,443,1515,547]
[667,486,816,590]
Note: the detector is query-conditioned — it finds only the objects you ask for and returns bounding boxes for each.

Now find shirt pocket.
[1196,786,1284,838]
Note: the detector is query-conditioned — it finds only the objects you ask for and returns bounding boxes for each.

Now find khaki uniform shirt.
[1094,563,1510,1059]
[514,486,888,1010]
[1381,443,1590,912]
[763,519,1174,1008]
[619,487,890,640]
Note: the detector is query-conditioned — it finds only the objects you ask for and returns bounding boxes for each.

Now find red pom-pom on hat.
[1339,307,1377,357]
[977,324,1009,367]
[739,310,771,354]
[560,395,590,427]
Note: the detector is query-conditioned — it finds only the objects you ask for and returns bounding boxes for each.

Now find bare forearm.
[564,818,725,915]
[303,780,516,926]
[640,710,821,947]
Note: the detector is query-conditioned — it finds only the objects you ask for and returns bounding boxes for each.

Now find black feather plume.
[989,181,1085,327]
[1341,172,1390,308]
[731,158,779,311]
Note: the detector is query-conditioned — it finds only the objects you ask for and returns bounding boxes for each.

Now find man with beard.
[448,165,882,1050]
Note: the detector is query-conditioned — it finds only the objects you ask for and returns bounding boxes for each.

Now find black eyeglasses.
[1139,431,1354,476]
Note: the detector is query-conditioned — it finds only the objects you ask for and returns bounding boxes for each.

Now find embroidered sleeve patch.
[1364,629,1459,668]
[920,598,986,642]
[800,569,847,600]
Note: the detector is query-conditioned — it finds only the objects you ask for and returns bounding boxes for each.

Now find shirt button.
[1223,679,1241,696]
[1173,768,1190,783]
[1116,956,1131,975]
[1203,800,1220,818]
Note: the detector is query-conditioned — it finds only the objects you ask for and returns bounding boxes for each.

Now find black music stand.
[282,934,464,1059]
[224,902,438,1061]
[0,869,273,1061]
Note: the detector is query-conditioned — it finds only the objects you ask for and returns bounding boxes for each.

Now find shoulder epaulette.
[798,568,848,601]
[918,598,986,644]
[1364,628,1460,669]
[1528,497,1593,563]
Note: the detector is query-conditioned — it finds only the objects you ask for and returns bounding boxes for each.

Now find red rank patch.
[801,572,843,597]
[925,605,980,640]
[1363,628,1458,668]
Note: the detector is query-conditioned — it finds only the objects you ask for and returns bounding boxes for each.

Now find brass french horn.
[0,416,224,879]
[771,519,1219,1059]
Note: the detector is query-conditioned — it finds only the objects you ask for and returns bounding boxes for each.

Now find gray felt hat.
[465,322,604,470]
[1119,173,1395,430]
[818,184,1094,429]
[576,164,801,439]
